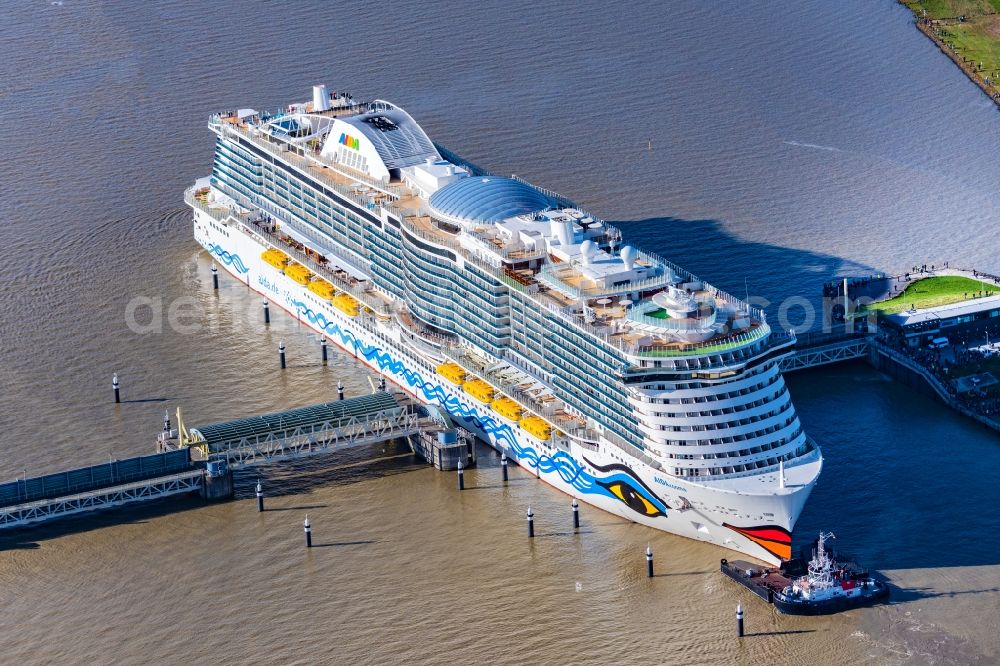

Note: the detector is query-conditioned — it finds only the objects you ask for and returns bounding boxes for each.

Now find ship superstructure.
[187,85,822,564]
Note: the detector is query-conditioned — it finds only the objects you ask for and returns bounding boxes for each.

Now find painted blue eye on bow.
[584,458,667,518]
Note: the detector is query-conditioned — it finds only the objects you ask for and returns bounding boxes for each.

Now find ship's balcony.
[665,436,820,485]
[188,186,394,318]
[650,438,806,475]
[440,347,604,453]
[443,347,560,418]
[633,391,793,430]
[644,418,803,456]
[630,382,787,416]
[394,211,464,254]
[394,306,457,349]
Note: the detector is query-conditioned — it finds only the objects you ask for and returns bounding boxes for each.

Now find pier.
[164,392,412,464]
[3,392,472,531]
[780,332,871,373]
[0,450,201,530]
[160,390,473,470]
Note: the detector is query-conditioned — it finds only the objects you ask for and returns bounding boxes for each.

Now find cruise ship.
[186,85,823,565]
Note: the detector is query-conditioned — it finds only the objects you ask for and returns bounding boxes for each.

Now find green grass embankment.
[901,1,1000,104]
[860,275,998,314]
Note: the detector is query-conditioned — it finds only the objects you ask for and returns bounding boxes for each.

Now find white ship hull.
[195,209,819,565]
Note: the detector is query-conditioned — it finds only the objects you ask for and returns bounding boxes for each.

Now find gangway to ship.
[160,391,465,468]
[0,450,202,530]
[2,393,469,533]
[780,332,871,372]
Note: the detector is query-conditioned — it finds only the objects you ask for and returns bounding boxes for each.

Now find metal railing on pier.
[207,409,423,467]
[0,472,203,530]
[780,334,870,373]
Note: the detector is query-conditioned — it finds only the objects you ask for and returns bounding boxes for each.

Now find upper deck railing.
[431,147,762,322]
[628,324,770,358]
[510,174,574,208]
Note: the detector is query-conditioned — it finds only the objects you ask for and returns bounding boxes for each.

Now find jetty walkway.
[1,392,470,531]
[780,332,871,372]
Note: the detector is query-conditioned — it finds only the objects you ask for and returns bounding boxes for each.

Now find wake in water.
[783,140,842,152]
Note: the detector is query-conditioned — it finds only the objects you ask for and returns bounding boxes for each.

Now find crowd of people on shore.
[875,327,1000,419]
[915,14,1000,103]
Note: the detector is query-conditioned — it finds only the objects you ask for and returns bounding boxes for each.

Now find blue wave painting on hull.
[209,243,249,274]
[291,300,668,516]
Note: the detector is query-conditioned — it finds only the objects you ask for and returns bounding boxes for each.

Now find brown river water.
[1,1,998,664]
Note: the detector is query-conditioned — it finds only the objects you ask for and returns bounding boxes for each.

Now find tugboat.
[721,532,889,615]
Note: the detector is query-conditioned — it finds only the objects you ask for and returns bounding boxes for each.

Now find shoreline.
[899,2,1000,109]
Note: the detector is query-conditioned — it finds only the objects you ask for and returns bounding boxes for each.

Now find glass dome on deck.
[428,176,560,226]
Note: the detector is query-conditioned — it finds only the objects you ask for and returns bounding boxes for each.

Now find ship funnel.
[620,245,637,271]
[550,218,574,247]
[580,239,596,265]
[312,84,330,112]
